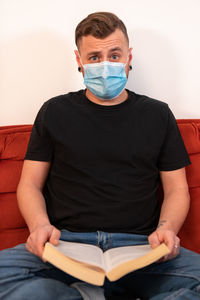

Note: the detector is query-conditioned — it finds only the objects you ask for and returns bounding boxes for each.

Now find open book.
[43,241,169,286]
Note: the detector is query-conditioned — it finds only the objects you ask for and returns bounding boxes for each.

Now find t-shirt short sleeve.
[25,102,53,161]
[158,106,191,171]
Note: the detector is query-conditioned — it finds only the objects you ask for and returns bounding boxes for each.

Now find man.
[0,12,200,300]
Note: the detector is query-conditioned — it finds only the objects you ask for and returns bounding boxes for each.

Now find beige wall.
[1,0,200,125]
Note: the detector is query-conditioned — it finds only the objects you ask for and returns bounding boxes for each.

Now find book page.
[54,241,106,270]
[104,244,152,272]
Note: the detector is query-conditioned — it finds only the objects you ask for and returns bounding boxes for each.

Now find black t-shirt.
[25,89,190,235]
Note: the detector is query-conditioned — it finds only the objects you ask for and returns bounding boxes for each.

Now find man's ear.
[128,47,133,67]
[74,50,82,72]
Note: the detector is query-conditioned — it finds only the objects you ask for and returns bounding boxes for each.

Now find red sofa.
[0,121,200,253]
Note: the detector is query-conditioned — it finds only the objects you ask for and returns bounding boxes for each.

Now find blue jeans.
[0,230,200,300]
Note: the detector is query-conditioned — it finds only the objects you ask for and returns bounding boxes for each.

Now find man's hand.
[148,228,180,262]
[26,224,61,260]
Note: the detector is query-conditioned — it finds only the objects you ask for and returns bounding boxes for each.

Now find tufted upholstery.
[0,121,200,252]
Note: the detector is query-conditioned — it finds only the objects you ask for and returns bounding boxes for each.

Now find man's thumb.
[49,227,61,245]
[148,232,160,249]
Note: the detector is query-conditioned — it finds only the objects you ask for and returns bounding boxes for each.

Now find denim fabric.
[0,230,200,300]
[71,282,105,300]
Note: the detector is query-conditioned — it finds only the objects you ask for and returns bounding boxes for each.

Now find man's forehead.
[79,30,128,53]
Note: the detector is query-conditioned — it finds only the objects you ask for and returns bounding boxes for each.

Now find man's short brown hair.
[75,12,129,48]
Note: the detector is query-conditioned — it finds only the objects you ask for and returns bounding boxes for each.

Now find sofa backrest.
[0,121,200,252]
[176,120,200,253]
[0,125,32,250]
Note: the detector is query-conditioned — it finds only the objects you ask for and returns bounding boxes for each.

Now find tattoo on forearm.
[157,220,167,228]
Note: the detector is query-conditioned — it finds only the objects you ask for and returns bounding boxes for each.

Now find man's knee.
[0,244,49,282]
[1,277,82,300]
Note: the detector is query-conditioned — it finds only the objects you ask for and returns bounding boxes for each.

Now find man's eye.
[111,55,119,60]
[90,56,98,61]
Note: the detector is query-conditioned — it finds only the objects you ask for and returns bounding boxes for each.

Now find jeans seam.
[97,231,100,247]
[108,233,112,250]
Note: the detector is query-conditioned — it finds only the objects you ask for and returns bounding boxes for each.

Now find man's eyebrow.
[109,47,122,52]
[86,51,102,57]
[86,47,122,57]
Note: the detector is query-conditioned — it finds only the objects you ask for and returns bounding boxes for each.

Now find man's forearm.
[148,189,189,260]
[17,182,50,233]
[158,187,190,234]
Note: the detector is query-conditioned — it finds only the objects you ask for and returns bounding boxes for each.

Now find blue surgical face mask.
[82,60,128,100]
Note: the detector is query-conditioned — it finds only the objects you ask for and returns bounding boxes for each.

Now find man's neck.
[85,89,128,106]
